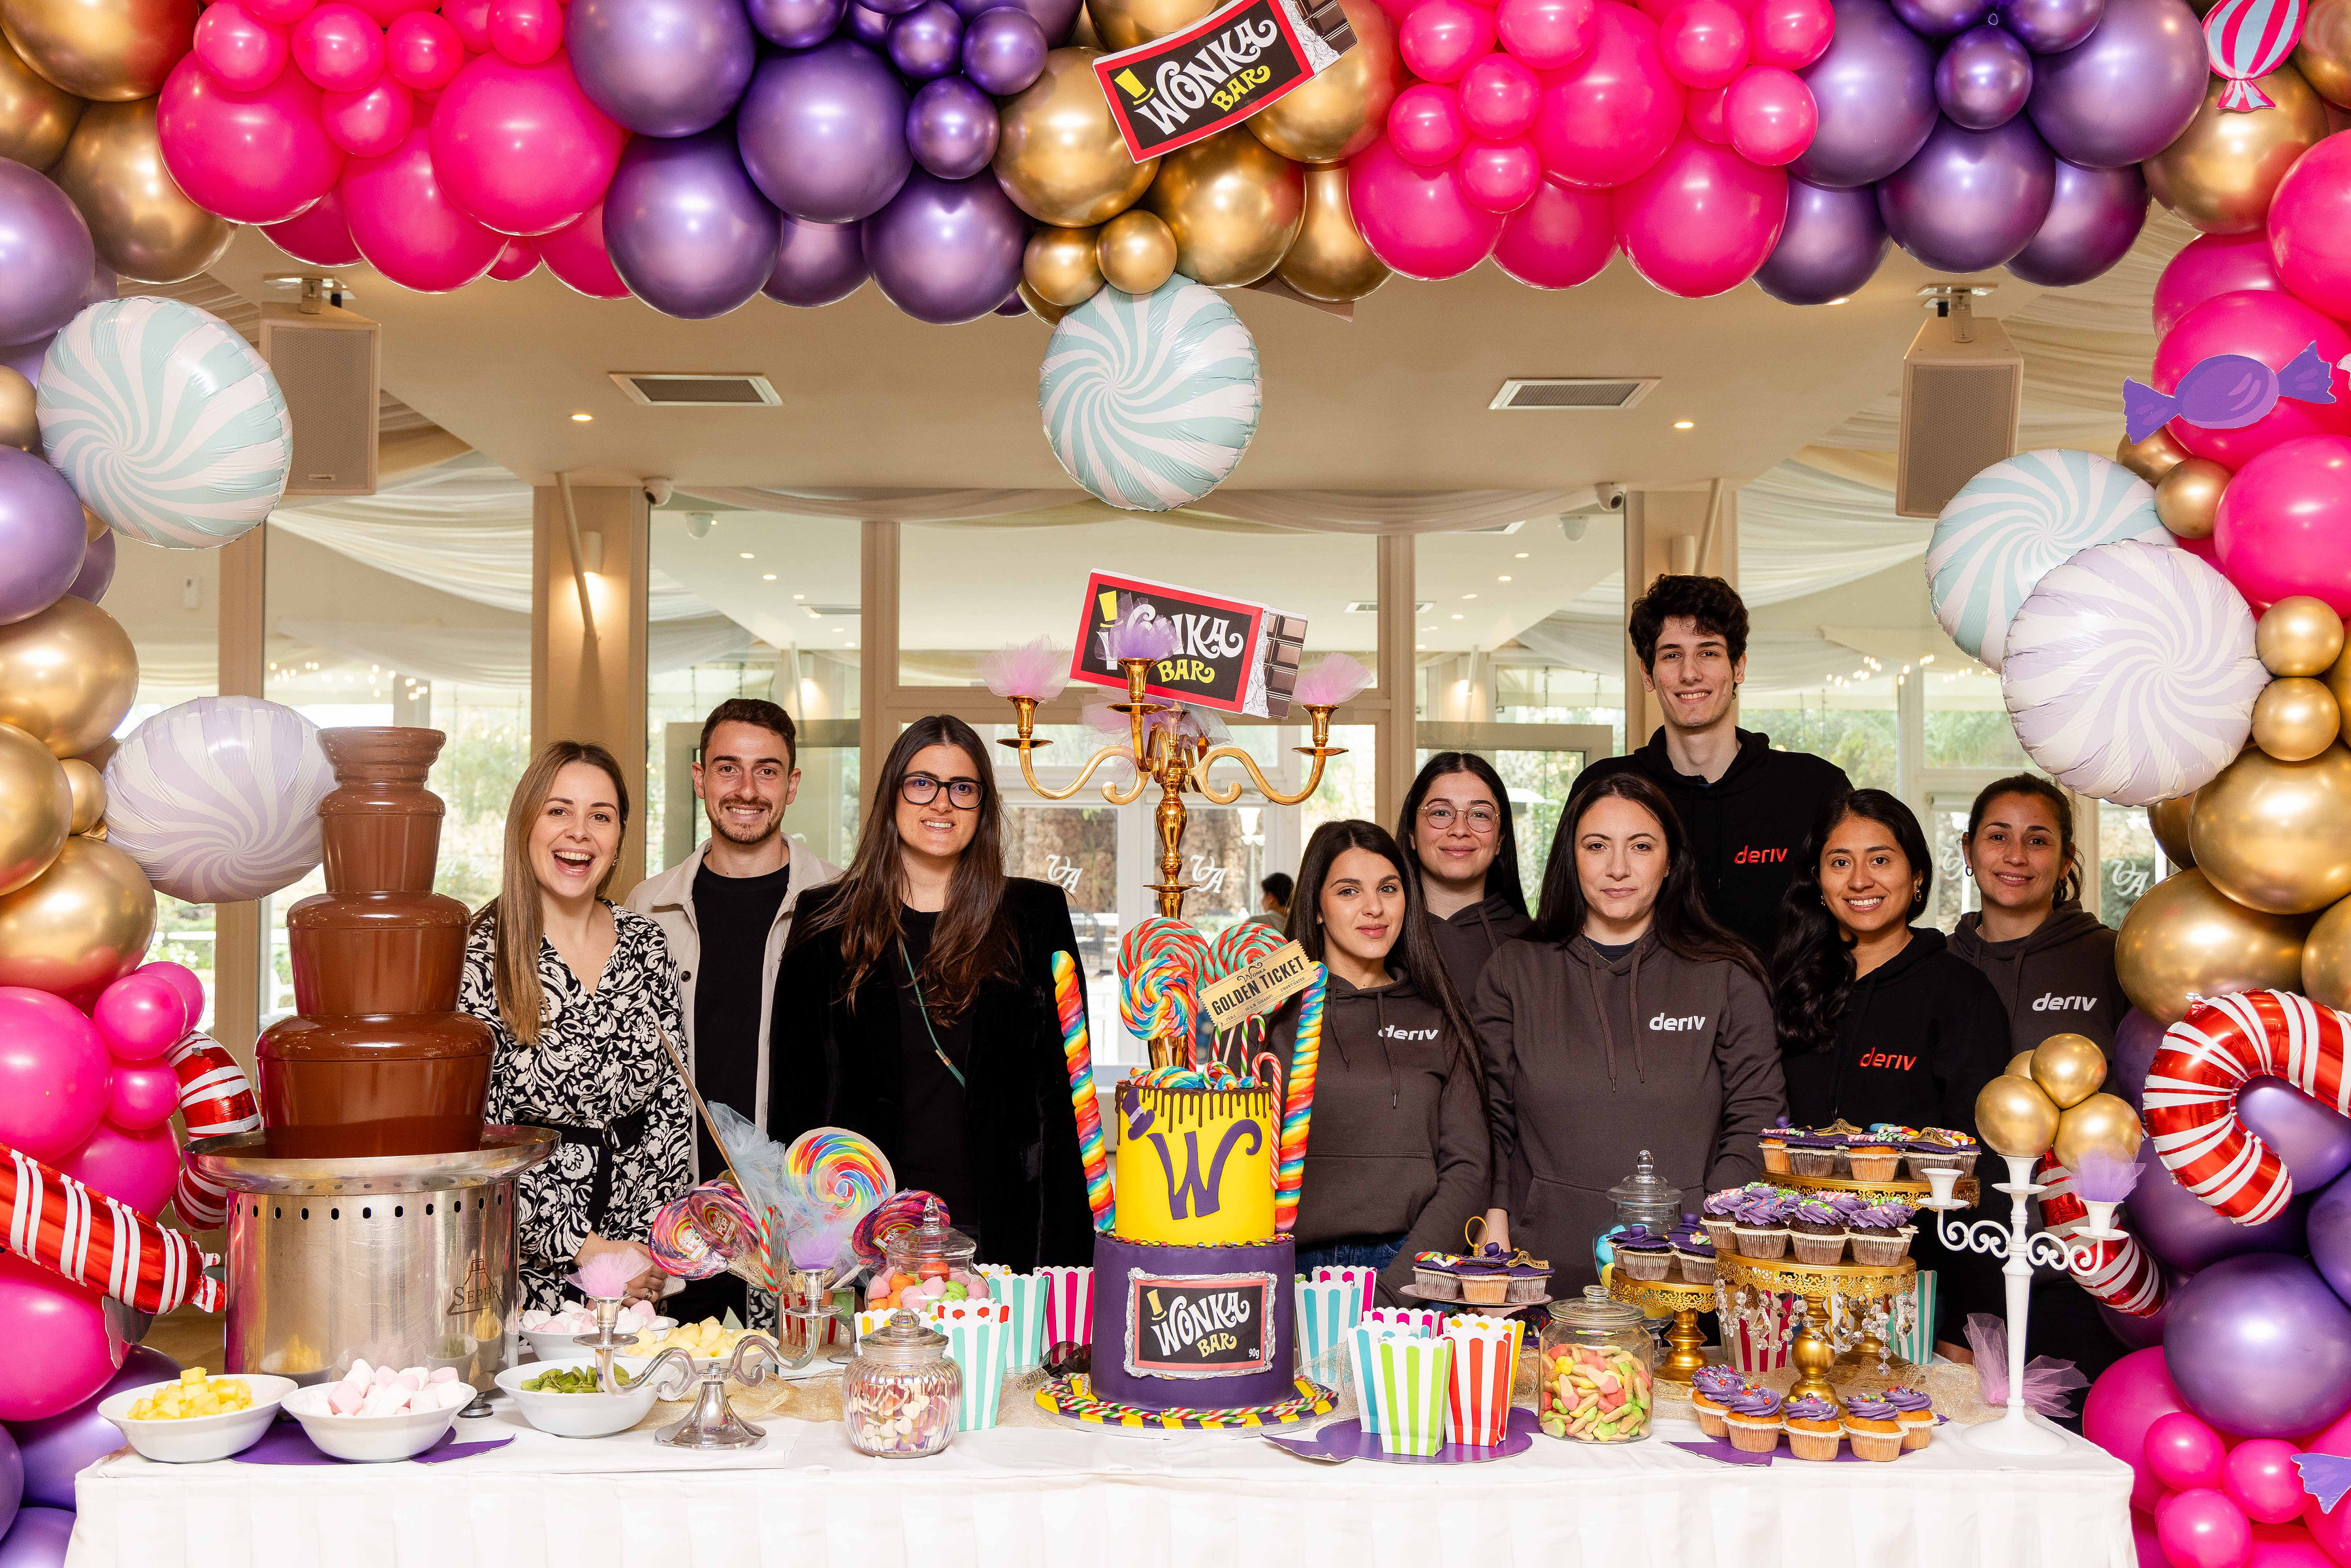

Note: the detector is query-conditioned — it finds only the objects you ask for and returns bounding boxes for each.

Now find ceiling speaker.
[259,302,379,497]
[1895,300,2021,519]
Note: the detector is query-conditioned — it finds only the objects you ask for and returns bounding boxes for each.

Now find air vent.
[609,372,781,407]
[803,603,860,618]
[1345,600,1433,613]
[1489,378,1657,411]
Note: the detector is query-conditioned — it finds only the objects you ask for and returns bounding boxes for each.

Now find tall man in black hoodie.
[1578,575,1850,963]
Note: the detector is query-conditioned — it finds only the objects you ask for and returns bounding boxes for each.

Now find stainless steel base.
[187,1127,556,1393]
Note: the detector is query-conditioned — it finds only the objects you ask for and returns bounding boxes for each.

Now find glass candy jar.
[844,1310,961,1458]
[1537,1287,1657,1443]
[880,1200,978,1293]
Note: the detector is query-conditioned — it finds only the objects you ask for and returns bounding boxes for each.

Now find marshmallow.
[429,1367,458,1384]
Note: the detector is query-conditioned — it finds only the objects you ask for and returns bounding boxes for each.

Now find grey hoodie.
[1473,929,1785,1295]
[1947,903,2128,1055]
[1424,892,1533,1012]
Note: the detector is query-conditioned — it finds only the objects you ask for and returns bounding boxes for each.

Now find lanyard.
[900,936,967,1090]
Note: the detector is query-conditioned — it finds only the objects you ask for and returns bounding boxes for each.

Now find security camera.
[644,477,675,507]
[1593,482,1626,512]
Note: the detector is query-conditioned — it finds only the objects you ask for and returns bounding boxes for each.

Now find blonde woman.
[459,741,690,1314]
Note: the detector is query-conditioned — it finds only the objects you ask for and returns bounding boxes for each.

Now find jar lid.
[857,1308,950,1369]
[1548,1284,1645,1333]
[1607,1149,1682,1213]
[883,1196,973,1262]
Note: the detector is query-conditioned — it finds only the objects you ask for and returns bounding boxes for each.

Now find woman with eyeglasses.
[1396,752,1531,1007]
[769,715,1095,1269]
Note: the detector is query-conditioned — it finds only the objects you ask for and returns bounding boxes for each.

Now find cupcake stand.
[1605,1275,1715,1384]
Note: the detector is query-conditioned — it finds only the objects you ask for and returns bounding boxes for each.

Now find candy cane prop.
[4,1142,223,1313]
[2035,1155,2167,1317]
[2144,989,2351,1225]
[168,1031,261,1228]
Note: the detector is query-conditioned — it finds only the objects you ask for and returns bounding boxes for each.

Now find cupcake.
[1848,1202,1917,1266]
[1452,1249,1512,1305]
[1731,1191,1790,1260]
[1760,1121,1792,1176]
[1842,1392,1905,1460]
[1614,1224,1674,1281]
[1782,1394,1843,1460]
[1846,1140,1902,1183]
[1702,1189,1743,1255]
[1786,1131,1840,1178]
[1411,1250,1463,1301]
[1787,1196,1847,1265]
[1689,1366,1743,1439]
[1883,1384,1937,1449]
[1671,1224,1718,1286]
[1908,1128,1979,1178]
[1721,1384,1784,1453]
[1505,1249,1552,1305]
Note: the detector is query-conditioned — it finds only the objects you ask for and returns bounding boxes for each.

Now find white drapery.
[675,484,1603,534]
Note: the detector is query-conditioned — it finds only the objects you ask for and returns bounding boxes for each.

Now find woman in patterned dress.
[460,740,691,1314]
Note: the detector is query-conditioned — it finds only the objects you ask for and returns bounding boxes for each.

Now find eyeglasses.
[901,774,982,809]
[1421,803,1499,834]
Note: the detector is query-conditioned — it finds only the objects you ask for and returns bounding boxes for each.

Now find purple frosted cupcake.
[1669,1220,1718,1285]
[1731,1190,1790,1260]
[1849,1202,1917,1266]
[1788,1196,1847,1264]
[1703,1189,1743,1255]
[1842,1392,1904,1460]
[1782,1394,1843,1460]
[1689,1366,1743,1437]
[1786,1131,1841,1178]
[1614,1224,1674,1281]
[1884,1384,1936,1448]
[1908,1128,1979,1178]
[1723,1384,1783,1453]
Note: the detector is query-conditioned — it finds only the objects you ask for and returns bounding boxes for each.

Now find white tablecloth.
[66,1400,2133,1568]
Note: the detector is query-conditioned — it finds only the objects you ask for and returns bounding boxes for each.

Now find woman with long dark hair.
[768,715,1093,1269]
[1947,775,2127,1054]
[1396,752,1531,1004]
[1474,771,1785,1294]
[1266,820,1488,1305]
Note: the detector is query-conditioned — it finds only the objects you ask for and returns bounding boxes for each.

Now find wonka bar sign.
[1093,0,1356,161]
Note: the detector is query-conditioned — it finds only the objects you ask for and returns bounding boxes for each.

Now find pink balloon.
[2090,1349,2199,1512]
[347,0,440,22]
[1458,52,1540,136]
[386,10,464,88]
[2156,232,2284,338]
[488,234,540,278]
[91,972,186,1063]
[262,181,362,262]
[2142,1512,2171,1568]
[446,0,492,50]
[536,200,630,297]
[1496,0,1595,65]
[2154,290,2351,466]
[158,56,345,225]
[1661,0,1745,87]
[321,75,412,155]
[2229,1441,2311,1526]
[341,125,505,289]
[2162,1489,2257,1568]
[1608,127,1781,295]
[1458,135,1543,209]
[488,0,562,64]
[291,3,385,92]
[193,1,290,92]
[2149,1411,2233,1493]
[1686,82,1728,140]
[1533,1,1683,187]
[1748,0,1831,66]
[0,987,108,1164]
[1492,173,1614,285]
[135,961,202,1033]
[2250,1525,2336,1568]
[57,1121,179,1219]
[428,54,623,236]
[1724,63,1812,164]
[104,1062,180,1132]
[2214,436,2351,615]
[246,0,315,23]
[1389,81,1469,165]
[2269,133,2351,321]
[1345,133,1506,278]
[0,1254,116,1423]
[1399,0,1499,79]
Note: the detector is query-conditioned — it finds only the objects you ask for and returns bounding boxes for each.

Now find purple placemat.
[1267,1405,1540,1465]
[232,1424,514,1466]
[1670,1433,1930,1466]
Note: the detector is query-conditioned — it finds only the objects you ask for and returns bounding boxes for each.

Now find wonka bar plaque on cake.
[1123,1270,1279,1379]
[1070,572,1307,717]
[1093,0,1356,161]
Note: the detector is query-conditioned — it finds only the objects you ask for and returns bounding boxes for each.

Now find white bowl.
[280,1383,470,1462]
[97,1375,297,1464]
[522,1317,672,1364]
[494,1356,664,1439]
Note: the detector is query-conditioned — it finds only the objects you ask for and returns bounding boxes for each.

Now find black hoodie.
[1424,892,1533,1009]
[1578,728,1851,961]
[1947,904,2128,1056]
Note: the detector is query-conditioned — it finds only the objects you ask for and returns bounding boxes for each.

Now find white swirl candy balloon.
[2002,539,2266,807]
[1926,449,2167,670]
[1039,278,1260,513]
[36,298,292,550]
[101,697,334,903]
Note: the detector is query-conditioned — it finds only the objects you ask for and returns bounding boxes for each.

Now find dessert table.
[64,1398,2134,1568]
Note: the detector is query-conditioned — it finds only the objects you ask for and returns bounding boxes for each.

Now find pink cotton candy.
[1294,653,1371,708]
[979,638,1070,702]
[569,1251,641,1300]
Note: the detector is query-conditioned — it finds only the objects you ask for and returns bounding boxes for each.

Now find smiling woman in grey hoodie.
[1474,771,1786,1296]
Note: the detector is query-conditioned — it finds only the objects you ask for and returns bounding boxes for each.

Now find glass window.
[2100,805,2157,931]
[1742,694,1897,794]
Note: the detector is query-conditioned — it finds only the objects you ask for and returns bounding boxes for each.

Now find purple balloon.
[605,127,782,319]
[2313,1168,2351,1306]
[737,40,914,223]
[1893,0,1987,36]
[2128,1138,2309,1272]
[861,167,1029,324]
[1999,0,2104,51]
[9,1345,175,1511]
[962,5,1047,92]
[64,529,113,604]
[2114,1006,2164,1112]
[994,290,1027,314]
[1753,178,1889,304]
[1937,24,2032,127]
[567,0,758,136]
[889,1,964,78]
[1876,113,2055,272]
[76,265,114,316]
[0,447,87,627]
[2166,1253,2351,1437]
[2025,0,2205,167]
[954,0,1080,39]
[748,0,848,45]
[0,1507,69,1568]
[0,1426,16,1539]
[907,75,1000,178]
[2242,1080,2351,1191]
[763,215,870,305]
[866,0,927,18]
[1793,0,1938,188]
[2008,157,2146,285]
[0,164,93,351]
[846,0,894,40]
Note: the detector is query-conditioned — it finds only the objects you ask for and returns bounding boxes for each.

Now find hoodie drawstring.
[1475,898,1499,959]
[1630,944,1647,1085]
[1375,989,1398,1110]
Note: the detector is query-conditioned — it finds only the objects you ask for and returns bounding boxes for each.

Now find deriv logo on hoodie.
[1649,1014,1708,1032]
[2032,994,2099,1013]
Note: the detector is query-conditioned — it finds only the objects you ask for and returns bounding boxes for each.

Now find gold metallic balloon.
[0,834,152,999]
[1023,223,1104,307]
[0,594,136,759]
[2303,894,2351,1010]
[2297,0,2351,108]
[2119,427,2194,485]
[59,754,100,834]
[1977,1073,2062,1158]
[2260,595,2348,677]
[0,31,78,170]
[1277,163,1389,302]
[2254,676,2343,761]
[0,0,193,101]
[80,504,101,543]
[2144,66,2330,234]
[2115,868,2309,1023]
[1246,0,1398,164]
[0,365,34,451]
[1096,207,1176,293]
[2053,1092,2147,1169]
[2152,792,2198,869]
[2006,1048,2037,1080]
[51,97,229,284]
[2031,1032,2108,1109]
[2190,743,2351,913]
[1086,0,1216,51]
[993,49,1159,227]
[1016,278,1070,324]
[2156,456,2229,539]
[0,720,67,895]
[1143,127,1304,287]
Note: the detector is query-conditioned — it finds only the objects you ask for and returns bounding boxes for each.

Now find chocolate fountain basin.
[258,1011,495,1159]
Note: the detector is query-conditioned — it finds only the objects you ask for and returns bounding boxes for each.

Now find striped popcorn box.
[940,1315,1010,1430]
[1348,1324,1452,1457]
[1723,1290,1793,1374]
[1294,1277,1364,1383]
[1364,1306,1445,1335]
[1443,1315,1524,1447]
[857,1304,942,1339]
[1314,1265,1379,1314]
[1893,1271,1939,1366]
[1040,1265,1093,1348]
[988,1272,1049,1373]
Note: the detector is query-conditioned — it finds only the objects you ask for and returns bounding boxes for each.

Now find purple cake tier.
[1089,1233,1298,1411]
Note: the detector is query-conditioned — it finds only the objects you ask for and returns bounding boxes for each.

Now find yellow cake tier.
[1111,1078,1277,1246]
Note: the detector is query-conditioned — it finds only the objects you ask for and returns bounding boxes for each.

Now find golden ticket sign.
[1198,940,1315,1033]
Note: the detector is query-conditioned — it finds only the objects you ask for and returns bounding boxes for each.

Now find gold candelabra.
[1002,658,1344,920]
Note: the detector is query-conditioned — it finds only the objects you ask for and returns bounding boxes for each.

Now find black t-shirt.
[895,907,978,1228]
[690,858,792,1183]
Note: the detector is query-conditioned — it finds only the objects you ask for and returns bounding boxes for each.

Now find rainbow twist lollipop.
[1207,919,1287,984]
[852,1190,949,1272]
[1119,916,1207,1047]
[783,1127,895,1225]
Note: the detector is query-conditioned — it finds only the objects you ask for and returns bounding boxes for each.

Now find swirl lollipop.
[782,1126,895,1224]
[852,1189,949,1272]
[1119,915,1207,1051]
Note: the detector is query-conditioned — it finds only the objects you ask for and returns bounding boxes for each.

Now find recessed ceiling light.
[1672,420,1695,430]
[792,593,804,600]
[1415,643,1426,650]
[570,413,592,423]
[762,573,776,581]
[1498,575,1512,582]
[1451,613,1463,620]
[1462,592,1477,600]
[739,552,754,559]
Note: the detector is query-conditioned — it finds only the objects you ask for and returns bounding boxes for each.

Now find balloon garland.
[166,1029,261,1229]
[2145,988,2351,1224]
[1,1141,223,1314]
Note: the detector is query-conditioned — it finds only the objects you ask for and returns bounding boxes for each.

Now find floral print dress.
[460,903,692,1314]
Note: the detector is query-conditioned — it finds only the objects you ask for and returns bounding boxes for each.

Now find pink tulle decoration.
[1103,615,1180,663]
[1294,652,1372,707]
[1084,701,1227,746]
[1966,1311,2088,1417]
[2073,1149,2143,1203]
[978,638,1070,701]
[568,1251,641,1300]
